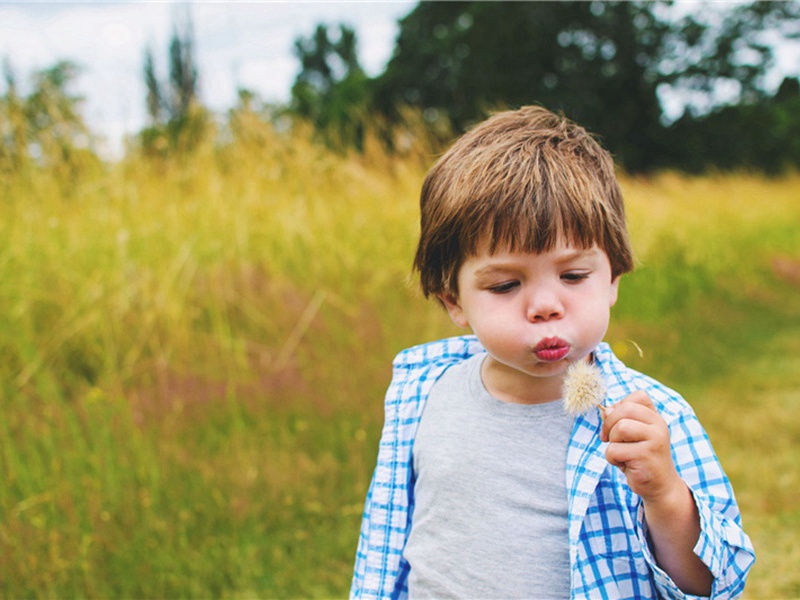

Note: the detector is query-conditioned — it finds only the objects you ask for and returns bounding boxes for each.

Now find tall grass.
[1,121,798,597]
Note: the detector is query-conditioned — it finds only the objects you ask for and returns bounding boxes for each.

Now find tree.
[0,58,28,168]
[140,12,207,155]
[290,23,370,148]
[0,58,98,178]
[666,77,800,175]
[371,1,800,172]
[167,17,198,122]
[144,47,162,125]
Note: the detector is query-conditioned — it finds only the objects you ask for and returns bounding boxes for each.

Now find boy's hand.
[599,390,683,503]
[600,390,714,594]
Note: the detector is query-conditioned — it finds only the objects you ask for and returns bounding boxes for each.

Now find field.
[1,124,799,598]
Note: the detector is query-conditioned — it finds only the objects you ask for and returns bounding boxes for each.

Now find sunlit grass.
[0,121,798,597]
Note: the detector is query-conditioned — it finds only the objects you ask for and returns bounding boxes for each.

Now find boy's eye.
[562,272,590,283]
[488,281,519,294]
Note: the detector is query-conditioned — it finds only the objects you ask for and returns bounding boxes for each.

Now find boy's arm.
[638,472,713,595]
[601,390,754,598]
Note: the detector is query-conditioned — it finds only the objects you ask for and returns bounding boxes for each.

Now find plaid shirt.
[351,336,755,599]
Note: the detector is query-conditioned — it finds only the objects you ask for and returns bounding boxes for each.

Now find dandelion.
[563,359,607,416]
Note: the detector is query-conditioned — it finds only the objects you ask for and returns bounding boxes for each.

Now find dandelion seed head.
[563,360,606,416]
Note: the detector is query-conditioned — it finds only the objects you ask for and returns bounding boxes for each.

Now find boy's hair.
[413,105,635,299]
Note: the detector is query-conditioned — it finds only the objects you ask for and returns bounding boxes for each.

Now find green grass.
[610,174,800,599]
[1,129,798,598]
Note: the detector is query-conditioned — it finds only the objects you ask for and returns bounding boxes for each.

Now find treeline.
[1,1,799,175]
[0,59,100,180]
[291,1,800,174]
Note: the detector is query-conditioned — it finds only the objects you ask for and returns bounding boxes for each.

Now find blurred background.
[1,1,798,597]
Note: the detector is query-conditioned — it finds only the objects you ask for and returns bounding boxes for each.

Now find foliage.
[139,14,210,157]
[0,6,797,594]
[363,0,800,172]
[1,110,799,595]
[0,58,100,183]
[290,23,371,150]
[0,58,27,170]
[665,76,800,175]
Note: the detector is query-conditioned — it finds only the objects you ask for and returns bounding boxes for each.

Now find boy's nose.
[526,288,564,322]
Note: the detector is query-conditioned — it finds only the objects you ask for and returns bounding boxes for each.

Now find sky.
[0,1,415,156]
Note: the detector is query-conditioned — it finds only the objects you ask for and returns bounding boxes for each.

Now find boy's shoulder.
[383,335,484,412]
[392,334,485,369]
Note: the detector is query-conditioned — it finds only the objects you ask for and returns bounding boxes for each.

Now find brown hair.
[413,105,634,298]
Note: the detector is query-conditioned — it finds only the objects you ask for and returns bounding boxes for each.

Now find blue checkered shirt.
[351,336,755,599]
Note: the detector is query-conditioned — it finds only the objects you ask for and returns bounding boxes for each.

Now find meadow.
[1,121,798,598]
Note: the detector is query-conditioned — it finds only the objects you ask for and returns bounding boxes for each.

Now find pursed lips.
[533,337,571,362]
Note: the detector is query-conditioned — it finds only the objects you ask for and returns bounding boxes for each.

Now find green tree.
[290,23,369,148]
[0,59,98,179]
[0,58,28,169]
[25,61,87,142]
[372,1,799,172]
[140,13,208,156]
[167,17,198,122]
[666,77,800,175]
[144,47,162,125]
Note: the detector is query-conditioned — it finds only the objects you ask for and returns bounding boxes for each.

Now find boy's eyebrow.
[473,264,518,278]
[555,247,603,262]
[473,247,602,277]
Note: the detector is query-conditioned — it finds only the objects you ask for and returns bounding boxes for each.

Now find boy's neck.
[480,357,565,405]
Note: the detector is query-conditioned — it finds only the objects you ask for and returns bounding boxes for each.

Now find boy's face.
[439,240,619,404]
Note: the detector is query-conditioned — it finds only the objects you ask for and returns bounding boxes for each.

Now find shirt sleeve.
[634,405,756,599]
[350,469,376,598]
[349,363,412,600]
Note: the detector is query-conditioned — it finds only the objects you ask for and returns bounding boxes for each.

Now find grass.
[0,124,798,597]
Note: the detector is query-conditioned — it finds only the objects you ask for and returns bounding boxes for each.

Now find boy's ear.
[438,293,470,329]
[609,276,620,307]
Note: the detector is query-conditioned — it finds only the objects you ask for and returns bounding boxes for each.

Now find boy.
[350,106,754,599]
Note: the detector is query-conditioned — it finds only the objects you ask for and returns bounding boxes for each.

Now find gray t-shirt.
[404,353,574,599]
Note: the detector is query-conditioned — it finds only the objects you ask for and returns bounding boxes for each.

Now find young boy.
[350,106,754,599]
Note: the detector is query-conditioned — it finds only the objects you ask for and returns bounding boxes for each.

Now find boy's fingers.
[605,443,634,471]
[606,390,655,414]
[625,390,656,410]
[605,402,655,426]
[606,418,651,444]
[600,396,658,441]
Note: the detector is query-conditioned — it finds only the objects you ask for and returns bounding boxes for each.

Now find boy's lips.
[533,337,570,362]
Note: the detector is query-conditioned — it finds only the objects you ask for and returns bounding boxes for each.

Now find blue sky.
[0,1,415,155]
